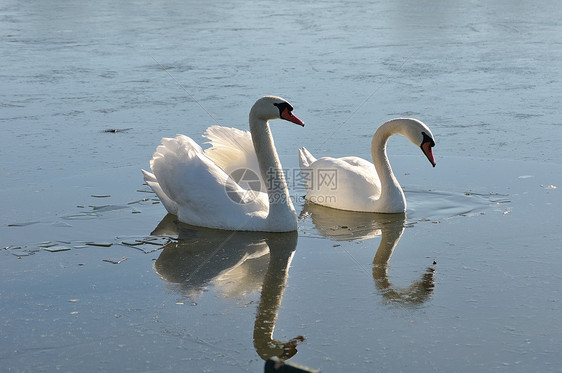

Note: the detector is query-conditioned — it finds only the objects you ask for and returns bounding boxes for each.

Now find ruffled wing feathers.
[203,125,260,181]
[145,134,268,230]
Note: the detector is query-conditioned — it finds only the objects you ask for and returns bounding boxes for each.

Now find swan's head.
[392,118,436,167]
[251,96,304,126]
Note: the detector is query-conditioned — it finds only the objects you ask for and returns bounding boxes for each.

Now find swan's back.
[302,156,381,211]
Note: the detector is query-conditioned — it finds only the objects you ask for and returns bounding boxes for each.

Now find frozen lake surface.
[1,0,562,371]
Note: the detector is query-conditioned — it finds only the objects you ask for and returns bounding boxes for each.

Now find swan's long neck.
[249,113,296,230]
[371,120,407,212]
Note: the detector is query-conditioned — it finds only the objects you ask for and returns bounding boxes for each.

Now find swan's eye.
[421,131,435,147]
[273,102,293,117]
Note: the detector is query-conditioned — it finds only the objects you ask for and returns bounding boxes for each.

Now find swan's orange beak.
[421,141,436,167]
[280,108,304,127]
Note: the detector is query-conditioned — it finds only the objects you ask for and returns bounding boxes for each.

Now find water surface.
[1,0,562,371]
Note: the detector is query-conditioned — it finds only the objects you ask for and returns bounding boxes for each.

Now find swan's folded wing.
[203,126,262,190]
[311,156,381,192]
[304,156,381,211]
[150,135,268,230]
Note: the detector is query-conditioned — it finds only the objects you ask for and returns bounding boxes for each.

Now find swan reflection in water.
[151,214,304,361]
[300,203,435,305]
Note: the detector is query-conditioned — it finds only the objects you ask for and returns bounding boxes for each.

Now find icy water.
[2,0,562,371]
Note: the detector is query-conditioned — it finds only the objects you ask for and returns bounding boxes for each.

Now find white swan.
[298,118,436,213]
[142,96,304,232]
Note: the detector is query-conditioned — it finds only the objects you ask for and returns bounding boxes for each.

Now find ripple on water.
[405,188,507,222]
[297,188,505,242]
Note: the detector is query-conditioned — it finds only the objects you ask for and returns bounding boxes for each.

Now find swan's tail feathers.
[143,135,202,217]
[141,169,157,183]
[298,147,316,190]
[141,169,179,216]
[298,147,316,169]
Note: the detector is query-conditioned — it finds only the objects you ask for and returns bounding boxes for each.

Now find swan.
[298,118,436,213]
[142,96,304,232]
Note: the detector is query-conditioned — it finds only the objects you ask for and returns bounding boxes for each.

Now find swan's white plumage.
[144,134,268,230]
[298,154,383,212]
[142,96,302,232]
[299,118,435,213]
[141,169,179,215]
[203,125,261,188]
[297,146,316,169]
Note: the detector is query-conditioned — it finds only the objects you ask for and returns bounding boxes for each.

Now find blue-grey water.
[1,0,562,372]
